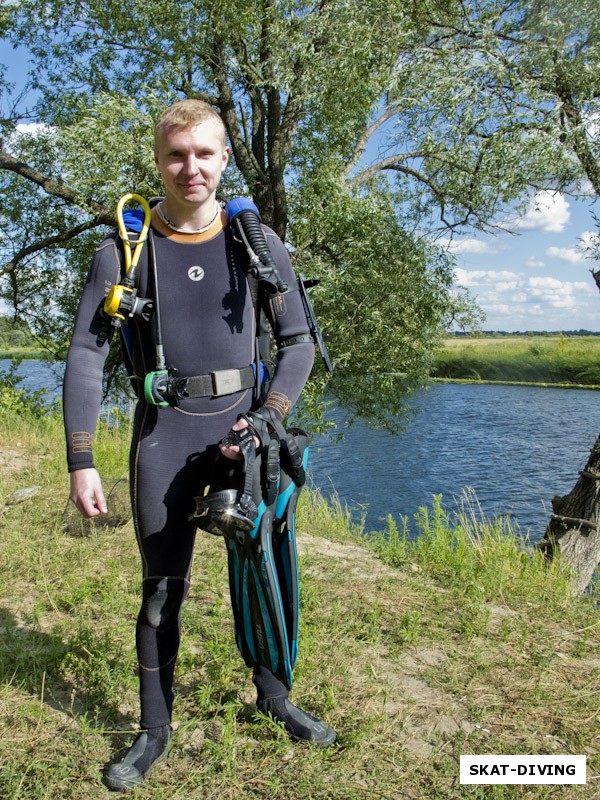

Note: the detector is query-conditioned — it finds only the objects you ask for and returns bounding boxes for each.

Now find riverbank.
[433,335,600,388]
[0,347,55,361]
[0,408,598,798]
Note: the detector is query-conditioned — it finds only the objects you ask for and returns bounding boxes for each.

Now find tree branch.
[342,105,402,180]
[346,151,436,188]
[1,218,108,278]
[0,148,114,223]
[210,37,265,186]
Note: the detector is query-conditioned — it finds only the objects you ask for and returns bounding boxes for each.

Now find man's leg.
[104,405,205,791]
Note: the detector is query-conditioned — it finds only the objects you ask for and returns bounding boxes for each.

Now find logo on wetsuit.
[188,266,205,281]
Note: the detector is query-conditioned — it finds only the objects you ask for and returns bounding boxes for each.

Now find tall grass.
[433,336,600,386]
[367,491,580,612]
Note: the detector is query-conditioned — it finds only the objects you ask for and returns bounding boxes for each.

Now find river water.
[310,383,600,541]
[3,359,599,542]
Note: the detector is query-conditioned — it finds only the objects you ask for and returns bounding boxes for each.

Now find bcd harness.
[103,194,332,407]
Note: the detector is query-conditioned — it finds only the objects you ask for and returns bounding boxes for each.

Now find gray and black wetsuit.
[63,209,314,728]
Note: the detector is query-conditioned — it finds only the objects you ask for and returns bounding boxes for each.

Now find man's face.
[154,120,230,209]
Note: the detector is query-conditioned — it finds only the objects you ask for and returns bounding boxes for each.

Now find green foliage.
[386,0,600,222]
[0,315,35,347]
[291,175,453,426]
[0,408,599,798]
[2,0,600,428]
[368,493,580,611]
[0,0,474,428]
[0,358,50,416]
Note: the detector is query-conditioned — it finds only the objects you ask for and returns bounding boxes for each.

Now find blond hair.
[154,99,227,150]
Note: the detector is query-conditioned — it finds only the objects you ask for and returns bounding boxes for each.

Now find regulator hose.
[225,197,287,293]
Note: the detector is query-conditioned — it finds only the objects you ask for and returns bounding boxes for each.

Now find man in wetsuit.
[63,99,335,792]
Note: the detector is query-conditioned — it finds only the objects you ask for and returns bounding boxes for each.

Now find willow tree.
[2,0,599,581]
[392,0,600,588]
[1,0,475,425]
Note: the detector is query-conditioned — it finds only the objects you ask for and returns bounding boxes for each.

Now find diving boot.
[257,696,336,748]
[103,724,172,792]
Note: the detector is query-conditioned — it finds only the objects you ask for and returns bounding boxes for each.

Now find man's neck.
[159,198,221,233]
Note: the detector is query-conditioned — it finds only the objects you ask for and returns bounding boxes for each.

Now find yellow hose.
[116,192,151,273]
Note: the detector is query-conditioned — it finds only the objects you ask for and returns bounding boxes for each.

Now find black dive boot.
[257,696,336,747]
[103,724,172,792]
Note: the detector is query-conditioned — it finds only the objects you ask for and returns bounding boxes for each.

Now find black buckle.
[172,377,190,398]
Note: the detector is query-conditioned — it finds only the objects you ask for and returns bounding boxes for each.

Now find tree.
[0,0,477,424]
[2,1,599,581]
[397,0,600,589]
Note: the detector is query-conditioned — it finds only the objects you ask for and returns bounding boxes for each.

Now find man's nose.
[182,155,199,175]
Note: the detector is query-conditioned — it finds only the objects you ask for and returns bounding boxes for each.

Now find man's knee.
[139,577,188,629]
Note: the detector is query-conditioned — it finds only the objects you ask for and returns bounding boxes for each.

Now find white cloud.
[444,237,502,255]
[15,122,51,136]
[510,191,571,233]
[5,122,54,157]
[542,229,598,264]
[528,276,563,291]
[454,268,523,287]
[495,280,519,292]
[526,257,545,268]
[545,245,585,264]
[580,230,597,245]
[455,267,599,330]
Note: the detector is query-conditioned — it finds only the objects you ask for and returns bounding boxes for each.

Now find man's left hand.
[219,417,260,461]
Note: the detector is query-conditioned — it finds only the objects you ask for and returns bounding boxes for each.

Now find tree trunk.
[537,435,600,592]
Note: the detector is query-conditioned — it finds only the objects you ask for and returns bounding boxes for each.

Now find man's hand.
[219,417,261,461]
[70,468,108,518]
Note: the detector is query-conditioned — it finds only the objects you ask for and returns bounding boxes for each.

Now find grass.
[0,407,599,798]
[0,348,54,361]
[433,336,600,388]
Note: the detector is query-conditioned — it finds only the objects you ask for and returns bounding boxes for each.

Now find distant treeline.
[0,316,56,360]
[450,329,600,337]
[0,316,36,348]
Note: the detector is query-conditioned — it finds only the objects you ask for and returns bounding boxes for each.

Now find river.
[3,359,599,542]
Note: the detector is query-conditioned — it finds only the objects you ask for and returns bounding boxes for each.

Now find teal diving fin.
[192,424,308,690]
[225,429,308,689]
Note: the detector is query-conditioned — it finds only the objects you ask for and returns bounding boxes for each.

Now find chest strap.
[138,366,256,400]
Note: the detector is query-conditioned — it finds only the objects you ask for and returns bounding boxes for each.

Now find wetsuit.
[63,208,314,729]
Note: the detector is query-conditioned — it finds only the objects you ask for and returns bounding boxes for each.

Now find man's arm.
[70,468,108,518]
[63,237,120,514]
[259,231,315,419]
[220,231,314,461]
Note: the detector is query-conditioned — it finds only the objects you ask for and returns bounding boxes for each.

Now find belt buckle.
[212,369,242,396]
[173,377,189,398]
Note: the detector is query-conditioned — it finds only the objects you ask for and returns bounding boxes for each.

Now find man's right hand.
[69,468,108,519]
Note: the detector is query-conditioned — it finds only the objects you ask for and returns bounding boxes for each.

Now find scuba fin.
[191,413,308,689]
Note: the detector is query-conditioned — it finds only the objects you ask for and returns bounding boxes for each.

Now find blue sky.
[1,40,599,332]
[443,192,599,332]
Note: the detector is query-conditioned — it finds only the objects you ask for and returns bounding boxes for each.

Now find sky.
[442,192,599,332]
[1,41,599,332]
